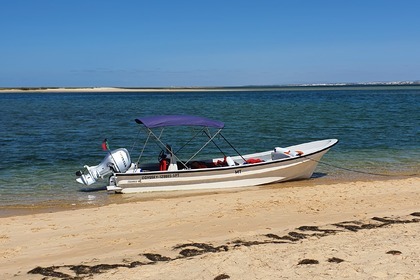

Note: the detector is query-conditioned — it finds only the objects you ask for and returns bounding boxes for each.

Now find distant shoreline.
[1,84,420,93]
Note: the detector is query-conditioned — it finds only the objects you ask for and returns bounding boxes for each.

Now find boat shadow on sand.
[78,186,107,192]
[28,212,420,280]
[311,172,327,178]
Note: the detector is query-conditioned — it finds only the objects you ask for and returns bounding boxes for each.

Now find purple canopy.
[135,115,225,129]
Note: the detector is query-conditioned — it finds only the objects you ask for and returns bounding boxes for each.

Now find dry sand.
[1,177,419,279]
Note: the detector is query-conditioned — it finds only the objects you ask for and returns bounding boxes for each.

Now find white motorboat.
[76,115,338,193]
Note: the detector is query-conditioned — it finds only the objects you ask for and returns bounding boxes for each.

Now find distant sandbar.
[1,84,420,93]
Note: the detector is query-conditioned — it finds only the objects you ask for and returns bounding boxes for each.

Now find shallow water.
[0,87,419,208]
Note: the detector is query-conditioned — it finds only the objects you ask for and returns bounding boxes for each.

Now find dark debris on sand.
[386,250,402,255]
[298,259,319,265]
[173,242,229,257]
[214,273,231,280]
[328,257,345,263]
[143,253,172,262]
[27,212,419,279]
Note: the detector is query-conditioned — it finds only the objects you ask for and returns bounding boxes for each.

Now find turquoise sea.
[0,86,419,209]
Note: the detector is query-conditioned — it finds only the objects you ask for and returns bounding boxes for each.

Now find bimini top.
[135,115,225,129]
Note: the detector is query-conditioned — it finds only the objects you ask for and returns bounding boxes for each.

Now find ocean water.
[0,87,419,208]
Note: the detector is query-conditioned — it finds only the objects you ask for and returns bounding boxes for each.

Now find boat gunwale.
[115,139,339,177]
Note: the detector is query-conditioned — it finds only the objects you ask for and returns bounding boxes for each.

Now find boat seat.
[271,150,291,160]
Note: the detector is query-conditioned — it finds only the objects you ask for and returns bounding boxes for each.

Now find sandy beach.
[1,177,419,279]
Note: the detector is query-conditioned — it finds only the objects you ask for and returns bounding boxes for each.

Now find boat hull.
[108,139,338,193]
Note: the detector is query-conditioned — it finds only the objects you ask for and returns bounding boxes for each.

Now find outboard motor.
[76,148,131,186]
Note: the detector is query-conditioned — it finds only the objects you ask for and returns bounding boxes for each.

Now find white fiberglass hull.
[107,139,338,193]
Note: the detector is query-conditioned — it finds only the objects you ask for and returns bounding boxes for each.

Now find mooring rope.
[305,156,419,177]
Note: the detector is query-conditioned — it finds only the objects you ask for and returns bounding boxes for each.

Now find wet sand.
[1,177,419,279]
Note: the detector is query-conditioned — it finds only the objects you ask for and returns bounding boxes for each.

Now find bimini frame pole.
[135,130,152,165]
[142,126,189,169]
[202,129,226,157]
[218,133,248,163]
[184,127,223,165]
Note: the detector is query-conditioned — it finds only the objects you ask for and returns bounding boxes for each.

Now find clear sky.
[1,0,420,87]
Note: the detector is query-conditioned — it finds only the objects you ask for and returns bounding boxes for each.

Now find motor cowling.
[76,148,131,186]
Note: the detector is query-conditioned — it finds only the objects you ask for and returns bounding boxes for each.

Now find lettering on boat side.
[235,170,242,174]
[141,174,180,180]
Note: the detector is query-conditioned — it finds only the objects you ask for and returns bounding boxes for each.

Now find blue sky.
[1,0,420,87]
